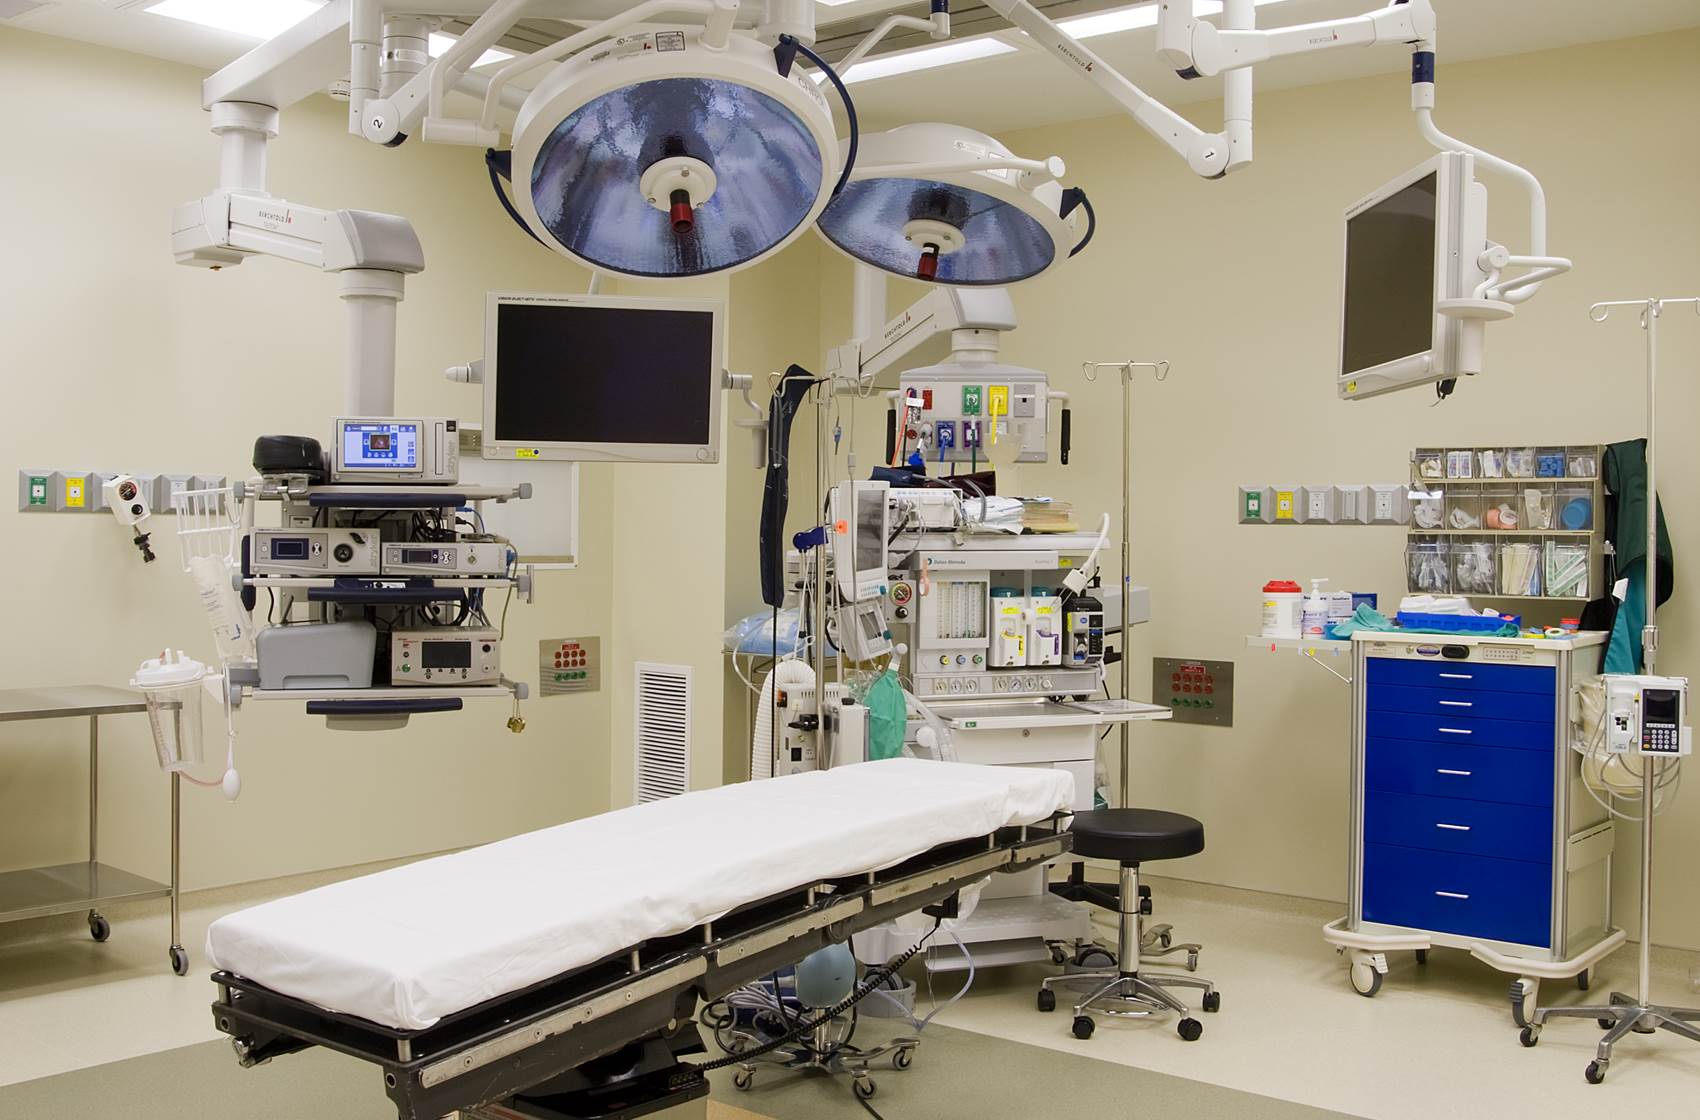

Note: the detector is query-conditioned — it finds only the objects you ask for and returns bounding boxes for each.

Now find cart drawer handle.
[1436,768,1473,777]
[1438,700,1473,708]
[1437,727,1472,735]
[1434,890,1470,900]
[1439,673,1473,680]
[1435,822,1471,832]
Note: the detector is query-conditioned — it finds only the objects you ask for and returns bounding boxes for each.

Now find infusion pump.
[1604,675,1691,758]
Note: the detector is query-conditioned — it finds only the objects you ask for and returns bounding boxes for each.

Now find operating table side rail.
[212,820,1070,1120]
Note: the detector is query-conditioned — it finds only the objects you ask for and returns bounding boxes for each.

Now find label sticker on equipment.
[655,31,685,51]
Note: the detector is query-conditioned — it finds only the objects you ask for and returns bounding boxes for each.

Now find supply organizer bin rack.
[1323,632,1624,1024]
[0,686,186,975]
[232,481,532,718]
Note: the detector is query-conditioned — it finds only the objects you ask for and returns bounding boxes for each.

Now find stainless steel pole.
[88,716,98,865]
[1636,300,1659,1006]
[813,386,830,767]
[1118,366,1133,809]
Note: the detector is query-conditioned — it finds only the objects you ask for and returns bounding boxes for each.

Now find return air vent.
[634,662,691,803]
[0,1,53,21]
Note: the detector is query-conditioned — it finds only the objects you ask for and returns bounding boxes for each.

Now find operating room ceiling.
[8,1,1700,135]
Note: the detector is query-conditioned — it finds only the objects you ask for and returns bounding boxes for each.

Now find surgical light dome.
[509,30,841,278]
[816,124,1086,285]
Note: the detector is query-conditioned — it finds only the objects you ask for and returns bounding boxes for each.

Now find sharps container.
[132,651,206,772]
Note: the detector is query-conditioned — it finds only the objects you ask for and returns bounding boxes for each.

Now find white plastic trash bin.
[132,651,206,772]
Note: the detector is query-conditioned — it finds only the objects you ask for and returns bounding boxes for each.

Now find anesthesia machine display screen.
[1341,171,1437,376]
[342,422,420,470]
[493,302,715,447]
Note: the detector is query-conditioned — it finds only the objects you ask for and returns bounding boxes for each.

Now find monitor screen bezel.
[481,292,725,464]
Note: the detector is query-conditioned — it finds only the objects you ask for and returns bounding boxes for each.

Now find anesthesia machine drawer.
[1362,843,1551,948]
[1365,738,1553,807]
[1365,659,1554,695]
[1365,709,1554,752]
[1364,789,1552,863]
[1366,682,1556,723]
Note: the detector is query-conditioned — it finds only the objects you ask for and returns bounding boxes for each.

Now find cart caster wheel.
[1075,947,1116,970]
[732,1070,753,1092]
[1071,1015,1095,1040]
[1576,968,1591,992]
[1508,978,1536,1027]
[1415,949,1428,965]
[1050,944,1069,965]
[1184,950,1200,973]
[853,1077,877,1100]
[169,946,189,977]
[1585,1061,1606,1085]
[1202,991,1221,1013]
[1177,1017,1203,1042]
[1519,1027,1540,1048]
[1154,930,1172,950]
[1597,1018,1616,1030]
[1139,897,1153,916]
[1350,962,1383,997]
[893,1047,914,1071]
[1037,988,1057,1013]
[87,912,110,943]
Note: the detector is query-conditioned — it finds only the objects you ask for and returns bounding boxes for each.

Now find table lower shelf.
[0,861,171,924]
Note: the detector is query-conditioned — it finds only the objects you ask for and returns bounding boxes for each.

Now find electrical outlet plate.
[1368,484,1409,525]
[1299,485,1337,525]
[1238,486,1273,524]
[1336,484,1370,524]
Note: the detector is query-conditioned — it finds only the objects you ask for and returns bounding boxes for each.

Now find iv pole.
[1083,360,1170,808]
[1525,296,1700,1081]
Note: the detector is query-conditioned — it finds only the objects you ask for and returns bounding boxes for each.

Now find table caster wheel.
[1519,1027,1540,1048]
[1037,988,1057,1013]
[853,1076,877,1100]
[1072,1016,1095,1040]
[1075,947,1115,970]
[1415,949,1428,965]
[1585,1061,1606,1085]
[893,1047,914,1071]
[88,911,110,943]
[732,1070,754,1092]
[1202,991,1221,1013]
[1177,1017,1203,1042]
[1350,961,1383,997]
[170,946,189,976]
[1576,969,1591,992]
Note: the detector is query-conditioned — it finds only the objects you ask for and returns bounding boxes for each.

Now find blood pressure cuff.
[760,366,819,607]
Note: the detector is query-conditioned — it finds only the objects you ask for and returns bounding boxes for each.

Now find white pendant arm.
[839,6,951,75]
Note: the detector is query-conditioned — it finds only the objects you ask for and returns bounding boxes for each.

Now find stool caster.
[1072,1015,1095,1040]
[853,1074,877,1100]
[1177,1017,1203,1042]
[732,1069,754,1092]
[1037,988,1057,1013]
[1202,991,1220,1013]
[1520,1026,1540,1048]
[892,1047,914,1071]
[1585,1061,1607,1085]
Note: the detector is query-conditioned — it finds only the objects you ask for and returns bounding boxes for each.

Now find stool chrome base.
[1039,863,1218,1041]
[1523,991,1700,1083]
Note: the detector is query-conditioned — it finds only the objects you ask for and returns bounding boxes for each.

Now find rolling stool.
[1037,809,1219,1041]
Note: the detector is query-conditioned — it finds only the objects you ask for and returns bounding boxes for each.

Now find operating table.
[206,760,1074,1119]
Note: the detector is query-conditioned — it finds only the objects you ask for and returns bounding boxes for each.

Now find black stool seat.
[1068,808,1204,863]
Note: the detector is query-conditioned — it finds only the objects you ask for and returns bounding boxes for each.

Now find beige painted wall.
[806,32,1700,947]
[0,28,616,891]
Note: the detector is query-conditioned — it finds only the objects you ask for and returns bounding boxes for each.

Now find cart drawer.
[1365,738,1553,807]
[1364,789,1553,863]
[1366,683,1556,723]
[1362,843,1550,948]
[1366,659,1554,695]
[1366,710,1554,752]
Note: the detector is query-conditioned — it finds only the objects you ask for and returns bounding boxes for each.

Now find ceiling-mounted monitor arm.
[983,0,1232,178]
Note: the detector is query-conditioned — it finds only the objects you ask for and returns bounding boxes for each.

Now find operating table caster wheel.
[893,1047,914,1071]
[1585,1061,1607,1085]
[732,1070,754,1092]
[169,946,189,976]
[1037,988,1056,1013]
[1177,1017,1203,1042]
[88,911,110,942]
[1071,1015,1095,1040]
[853,1074,877,1100]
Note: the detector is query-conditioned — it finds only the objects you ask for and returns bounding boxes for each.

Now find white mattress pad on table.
[207,758,1073,1031]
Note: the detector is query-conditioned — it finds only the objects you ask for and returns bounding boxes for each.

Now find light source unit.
[508,29,843,278]
[815,123,1090,285]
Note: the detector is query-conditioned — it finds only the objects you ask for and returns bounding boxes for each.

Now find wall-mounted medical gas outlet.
[1154,657,1234,727]
[18,469,227,513]
[900,367,1052,464]
[1235,484,1409,526]
[961,385,982,415]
